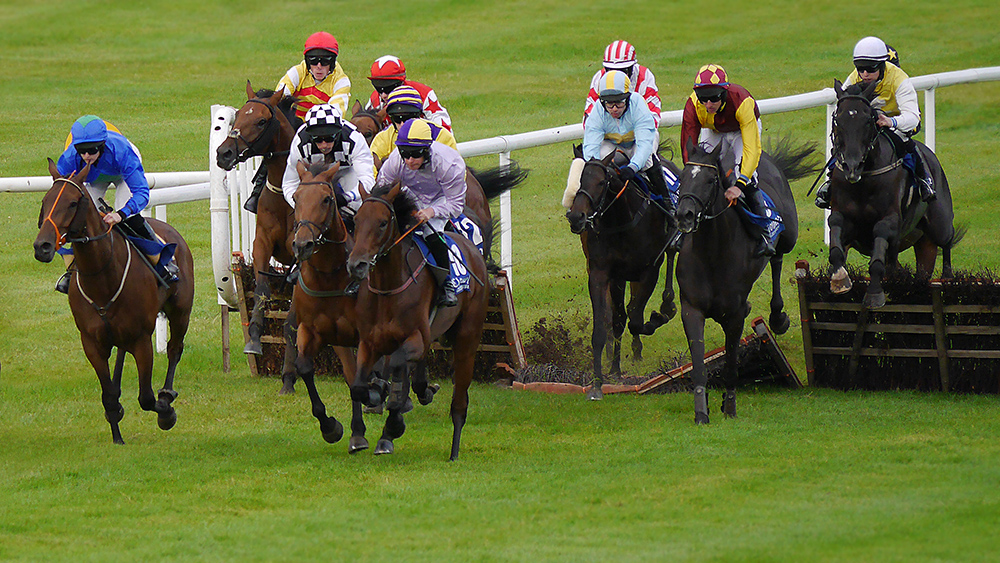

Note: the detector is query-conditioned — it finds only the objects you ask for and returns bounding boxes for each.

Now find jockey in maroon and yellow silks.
[681,81,762,184]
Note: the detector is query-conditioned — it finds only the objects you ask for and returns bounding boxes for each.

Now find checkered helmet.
[694,64,729,89]
[304,104,343,136]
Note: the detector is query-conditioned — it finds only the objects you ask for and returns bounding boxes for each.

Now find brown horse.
[347,183,489,460]
[350,99,382,147]
[216,81,297,356]
[33,160,195,444]
[288,161,376,452]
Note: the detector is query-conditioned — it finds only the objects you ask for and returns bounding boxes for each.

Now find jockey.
[373,118,467,307]
[681,64,773,257]
[582,70,671,204]
[281,104,374,222]
[54,115,178,293]
[815,36,933,209]
[364,55,453,133]
[584,40,661,129]
[276,32,352,125]
[369,85,457,170]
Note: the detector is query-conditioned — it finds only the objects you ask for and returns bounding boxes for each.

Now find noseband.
[43,178,112,245]
[229,99,280,163]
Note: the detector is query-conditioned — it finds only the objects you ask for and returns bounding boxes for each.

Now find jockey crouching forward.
[374,118,467,307]
[815,36,934,209]
[681,64,774,257]
[282,104,374,232]
[369,85,458,171]
[582,70,672,207]
[276,31,352,126]
[54,115,178,293]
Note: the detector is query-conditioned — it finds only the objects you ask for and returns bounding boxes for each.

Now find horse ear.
[47,157,59,179]
[296,160,308,180]
[387,181,402,201]
[710,142,723,162]
[351,99,362,119]
[268,88,283,106]
[684,138,697,161]
[77,163,92,184]
[833,78,844,97]
[861,79,878,101]
[246,80,255,100]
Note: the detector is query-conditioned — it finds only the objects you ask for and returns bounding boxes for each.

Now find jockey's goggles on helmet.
[389,111,421,124]
[306,55,335,67]
[695,88,725,103]
[372,79,404,94]
[398,146,428,160]
[855,61,882,74]
[75,141,105,155]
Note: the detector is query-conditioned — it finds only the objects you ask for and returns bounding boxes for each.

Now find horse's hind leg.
[375,348,411,456]
[913,236,938,279]
[156,304,191,431]
[652,251,677,324]
[767,255,791,335]
[244,272,271,355]
[609,278,627,371]
[720,315,744,419]
[411,360,439,406]
[85,340,123,444]
[279,306,298,395]
[586,271,611,400]
[447,315,484,461]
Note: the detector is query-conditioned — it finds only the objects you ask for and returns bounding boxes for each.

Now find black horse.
[674,140,816,423]
[566,151,680,400]
[827,79,962,308]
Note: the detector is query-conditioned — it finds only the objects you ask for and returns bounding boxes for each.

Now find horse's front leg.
[244,268,271,355]
[586,270,610,400]
[351,342,387,408]
[865,214,899,309]
[652,250,677,324]
[630,255,667,337]
[609,278,627,370]
[768,254,790,335]
[130,336,176,432]
[828,210,853,294]
[296,326,343,444]
[375,345,418,456]
[331,345,367,454]
[680,301,709,424]
[279,305,298,395]
[720,314,745,419]
[83,339,123,443]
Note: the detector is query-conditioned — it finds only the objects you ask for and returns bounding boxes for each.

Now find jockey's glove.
[619,165,637,183]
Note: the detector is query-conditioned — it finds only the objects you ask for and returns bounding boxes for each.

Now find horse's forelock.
[392,190,419,231]
[253,88,277,99]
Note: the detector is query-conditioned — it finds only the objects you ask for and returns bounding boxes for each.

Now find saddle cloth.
[447,212,483,254]
[739,190,785,244]
[412,234,472,295]
[126,235,178,280]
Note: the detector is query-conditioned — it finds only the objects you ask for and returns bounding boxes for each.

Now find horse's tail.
[656,138,676,162]
[469,163,530,201]
[485,215,503,274]
[766,134,822,182]
[946,222,969,249]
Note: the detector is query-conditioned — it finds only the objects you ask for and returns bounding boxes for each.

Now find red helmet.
[694,64,729,89]
[369,55,406,80]
[303,32,339,56]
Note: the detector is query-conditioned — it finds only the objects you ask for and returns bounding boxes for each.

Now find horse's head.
[291,160,345,262]
[350,99,382,147]
[675,141,726,234]
[347,182,410,281]
[566,152,622,234]
[34,159,94,263]
[216,81,285,171]
[832,78,880,183]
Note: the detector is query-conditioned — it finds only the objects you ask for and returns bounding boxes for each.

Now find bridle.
[355,195,428,296]
[41,177,112,247]
[677,159,732,231]
[229,99,281,163]
[831,94,889,175]
[292,180,349,250]
[573,159,649,234]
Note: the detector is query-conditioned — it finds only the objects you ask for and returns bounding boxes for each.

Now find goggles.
[696,90,725,103]
[602,100,627,110]
[305,55,335,67]
[398,146,427,159]
[373,80,404,94]
[389,112,421,124]
[75,142,105,155]
[312,135,337,144]
[855,62,882,74]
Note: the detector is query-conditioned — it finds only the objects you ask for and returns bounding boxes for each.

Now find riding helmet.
[71,115,109,145]
[303,31,339,56]
[598,70,631,104]
[603,40,636,71]
[303,104,343,137]
[385,85,423,116]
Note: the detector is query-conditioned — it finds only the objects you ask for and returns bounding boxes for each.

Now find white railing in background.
[6,66,1000,315]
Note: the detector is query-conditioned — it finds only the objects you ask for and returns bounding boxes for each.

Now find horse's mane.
[842,83,866,96]
[369,184,420,233]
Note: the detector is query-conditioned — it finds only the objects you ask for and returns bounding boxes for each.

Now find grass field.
[2,0,1000,560]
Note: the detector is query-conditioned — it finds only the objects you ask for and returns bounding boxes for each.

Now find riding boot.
[746,190,776,258]
[913,149,936,202]
[427,264,458,307]
[645,159,674,214]
[55,271,71,294]
[242,163,268,214]
[122,214,179,284]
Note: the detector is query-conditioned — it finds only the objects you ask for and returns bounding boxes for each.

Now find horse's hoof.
[830,267,853,294]
[243,340,263,355]
[362,403,384,415]
[722,391,737,419]
[348,435,369,454]
[278,382,295,395]
[321,418,344,444]
[586,386,604,401]
[863,291,886,309]
[157,409,177,430]
[770,312,791,335]
[695,412,710,425]
[374,439,394,455]
[417,384,440,406]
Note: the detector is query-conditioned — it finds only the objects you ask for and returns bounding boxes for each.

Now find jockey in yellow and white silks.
[276,32,352,123]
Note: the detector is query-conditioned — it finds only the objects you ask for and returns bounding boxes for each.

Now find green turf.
[2,0,1000,560]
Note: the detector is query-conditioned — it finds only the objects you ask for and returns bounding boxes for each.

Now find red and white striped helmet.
[603,40,637,70]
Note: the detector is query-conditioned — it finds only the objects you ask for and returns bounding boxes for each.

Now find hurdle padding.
[795,260,1000,393]
[233,254,526,380]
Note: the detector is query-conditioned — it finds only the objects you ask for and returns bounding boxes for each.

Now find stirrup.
[55,271,71,294]
[814,183,831,210]
[438,282,458,307]
[666,230,684,252]
[162,261,180,284]
[753,235,776,258]
[919,179,936,202]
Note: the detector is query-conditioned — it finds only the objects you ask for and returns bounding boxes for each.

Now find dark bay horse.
[288,161,374,452]
[674,141,814,423]
[827,79,962,308]
[566,152,679,400]
[33,160,195,443]
[346,183,489,460]
[215,81,297,356]
[350,99,382,147]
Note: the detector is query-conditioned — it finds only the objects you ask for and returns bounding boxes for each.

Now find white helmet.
[853,36,890,63]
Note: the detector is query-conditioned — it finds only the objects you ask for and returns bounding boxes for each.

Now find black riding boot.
[745,190,776,258]
[242,163,269,214]
[121,214,179,284]
[814,177,832,209]
[425,233,458,307]
[645,159,674,215]
[912,148,936,202]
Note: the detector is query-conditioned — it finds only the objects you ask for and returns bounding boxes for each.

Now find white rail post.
[209,105,239,309]
[924,87,936,152]
[498,151,513,286]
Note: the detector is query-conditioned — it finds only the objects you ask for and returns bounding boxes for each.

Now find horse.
[33,160,195,444]
[827,79,962,308]
[565,151,680,400]
[350,99,382,147]
[287,161,376,452]
[215,81,298,358]
[674,139,815,423]
[346,183,490,460]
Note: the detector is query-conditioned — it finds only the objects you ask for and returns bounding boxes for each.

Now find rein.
[831,95,902,177]
[678,160,734,229]
[230,99,284,163]
[292,180,350,248]
[358,196,429,295]
[575,161,651,234]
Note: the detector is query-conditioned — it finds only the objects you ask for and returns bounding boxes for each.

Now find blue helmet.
[71,115,109,145]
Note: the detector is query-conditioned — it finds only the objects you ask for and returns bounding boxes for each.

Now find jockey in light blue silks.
[54,115,178,293]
